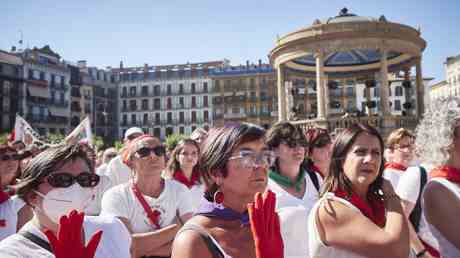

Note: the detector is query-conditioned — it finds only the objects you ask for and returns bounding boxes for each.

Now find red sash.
[173,169,200,189]
[310,164,324,179]
[0,219,5,227]
[430,165,460,184]
[131,184,161,229]
[334,188,386,227]
[0,190,10,204]
[384,162,407,172]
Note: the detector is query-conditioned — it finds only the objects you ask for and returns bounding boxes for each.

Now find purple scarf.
[196,199,250,226]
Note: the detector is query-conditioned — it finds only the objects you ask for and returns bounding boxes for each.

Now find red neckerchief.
[384,162,407,172]
[131,183,161,229]
[0,189,10,204]
[430,166,460,184]
[309,164,323,178]
[173,169,200,189]
[334,188,386,228]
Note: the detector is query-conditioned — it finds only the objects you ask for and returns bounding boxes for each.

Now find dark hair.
[200,123,266,201]
[165,138,201,179]
[14,143,94,203]
[320,123,385,198]
[265,121,307,149]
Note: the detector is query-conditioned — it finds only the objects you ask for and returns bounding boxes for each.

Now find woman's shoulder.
[316,194,362,226]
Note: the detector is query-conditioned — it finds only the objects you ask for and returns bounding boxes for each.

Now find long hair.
[200,123,266,201]
[165,138,201,179]
[320,123,385,198]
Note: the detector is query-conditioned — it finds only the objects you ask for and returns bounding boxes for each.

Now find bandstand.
[269,8,426,136]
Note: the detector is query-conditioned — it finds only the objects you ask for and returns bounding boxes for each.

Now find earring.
[213,190,224,208]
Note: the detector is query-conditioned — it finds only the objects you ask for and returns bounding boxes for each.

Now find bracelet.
[416,249,427,258]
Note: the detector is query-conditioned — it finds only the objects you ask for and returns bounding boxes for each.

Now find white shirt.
[383,166,406,189]
[278,206,310,258]
[84,175,113,216]
[0,215,131,258]
[96,163,108,176]
[100,179,194,234]
[267,173,322,212]
[423,178,460,258]
[186,184,205,212]
[0,196,25,241]
[105,156,132,187]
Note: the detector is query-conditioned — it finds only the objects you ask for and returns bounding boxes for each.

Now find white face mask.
[34,184,94,223]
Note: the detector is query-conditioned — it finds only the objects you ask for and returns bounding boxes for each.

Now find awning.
[49,107,69,117]
[27,86,49,98]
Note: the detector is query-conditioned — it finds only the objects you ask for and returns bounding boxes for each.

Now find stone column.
[365,83,371,116]
[324,74,330,118]
[315,52,326,119]
[403,68,413,116]
[415,56,424,117]
[379,49,391,115]
[277,64,287,121]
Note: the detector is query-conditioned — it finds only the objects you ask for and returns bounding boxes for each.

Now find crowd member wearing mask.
[304,127,333,178]
[101,135,193,258]
[383,128,416,188]
[415,97,460,257]
[0,143,131,258]
[172,123,283,258]
[308,123,410,258]
[164,139,204,211]
[0,144,32,241]
[105,127,143,186]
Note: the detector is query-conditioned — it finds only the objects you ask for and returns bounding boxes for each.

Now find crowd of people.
[0,96,459,258]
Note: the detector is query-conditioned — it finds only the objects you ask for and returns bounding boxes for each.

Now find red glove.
[44,210,103,258]
[248,190,284,258]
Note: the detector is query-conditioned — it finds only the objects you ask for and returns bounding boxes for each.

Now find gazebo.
[269,8,426,136]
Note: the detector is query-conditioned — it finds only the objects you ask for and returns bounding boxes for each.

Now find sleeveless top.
[308,193,415,258]
[423,178,460,258]
[176,223,232,258]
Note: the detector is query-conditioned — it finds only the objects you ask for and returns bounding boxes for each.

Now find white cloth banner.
[66,117,93,146]
[12,115,41,146]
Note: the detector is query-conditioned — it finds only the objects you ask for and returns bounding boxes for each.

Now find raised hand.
[44,210,103,258]
[248,190,284,258]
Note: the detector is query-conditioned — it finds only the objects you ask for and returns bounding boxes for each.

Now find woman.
[265,122,322,210]
[101,134,194,258]
[171,123,283,258]
[304,126,333,178]
[415,96,460,257]
[165,139,204,211]
[384,128,416,188]
[0,144,32,241]
[0,143,131,258]
[308,123,410,258]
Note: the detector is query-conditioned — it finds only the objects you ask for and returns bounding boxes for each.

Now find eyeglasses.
[46,172,100,188]
[0,154,21,161]
[136,146,166,158]
[228,150,276,169]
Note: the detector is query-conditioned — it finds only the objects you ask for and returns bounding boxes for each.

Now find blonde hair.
[386,128,414,149]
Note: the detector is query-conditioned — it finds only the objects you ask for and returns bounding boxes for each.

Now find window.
[154,128,161,138]
[260,91,267,101]
[179,127,185,134]
[51,74,56,86]
[167,98,172,109]
[346,87,354,97]
[142,99,149,110]
[191,111,197,123]
[122,100,127,110]
[179,112,185,123]
[167,112,172,123]
[40,72,45,80]
[373,88,380,97]
[204,110,209,122]
[143,113,148,125]
[122,87,127,97]
[28,69,34,79]
[203,82,208,92]
[232,107,239,114]
[250,78,255,89]
[155,113,161,124]
[129,100,137,111]
[394,99,401,111]
[191,96,196,108]
[191,83,196,93]
[60,92,65,102]
[215,80,220,91]
[154,99,161,110]
[154,85,161,95]
[167,84,172,95]
[130,87,136,97]
[203,96,208,107]
[179,84,184,94]
[131,114,136,125]
[61,76,65,86]
[179,97,184,108]
[122,115,127,125]
[142,86,148,96]
[166,127,173,137]
[395,86,403,96]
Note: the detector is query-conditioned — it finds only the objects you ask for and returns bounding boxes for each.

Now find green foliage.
[0,133,9,145]
[165,134,186,152]
[114,140,124,151]
[93,136,104,151]
[47,133,66,144]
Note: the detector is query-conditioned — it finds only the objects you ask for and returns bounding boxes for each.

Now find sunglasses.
[0,154,21,161]
[136,146,166,158]
[45,172,100,188]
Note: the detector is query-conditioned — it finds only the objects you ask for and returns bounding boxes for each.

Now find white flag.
[66,117,93,146]
[12,115,42,146]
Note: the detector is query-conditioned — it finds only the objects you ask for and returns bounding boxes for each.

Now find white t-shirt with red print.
[100,179,194,234]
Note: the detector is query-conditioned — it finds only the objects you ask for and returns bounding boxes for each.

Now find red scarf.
[173,169,200,189]
[0,189,10,204]
[430,166,460,184]
[384,162,407,172]
[309,164,324,178]
[334,188,386,227]
[131,184,161,229]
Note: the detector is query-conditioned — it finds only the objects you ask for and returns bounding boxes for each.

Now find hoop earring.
[213,190,224,209]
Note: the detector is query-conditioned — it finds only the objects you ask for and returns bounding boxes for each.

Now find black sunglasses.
[0,154,21,161]
[46,172,100,188]
[136,146,166,158]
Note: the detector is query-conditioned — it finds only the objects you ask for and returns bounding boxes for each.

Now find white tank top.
[308,193,415,258]
[423,178,460,258]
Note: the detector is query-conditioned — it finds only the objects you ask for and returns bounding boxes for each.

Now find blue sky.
[2,0,459,84]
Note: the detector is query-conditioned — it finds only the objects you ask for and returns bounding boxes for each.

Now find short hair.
[265,121,307,149]
[386,128,415,149]
[200,123,266,201]
[165,139,201,179]
[121,134,162,168]
[14,143,94,203]
[415,96,460,166]
[320,123,385,198]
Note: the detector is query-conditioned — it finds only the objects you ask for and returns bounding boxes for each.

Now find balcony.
[50,83,69,91]
[224,113,246,119]
[27,96,49,106]
[50,99,69,108]
[26,114,48,123]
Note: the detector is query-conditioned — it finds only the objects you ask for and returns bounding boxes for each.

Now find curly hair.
[415,96,460,167]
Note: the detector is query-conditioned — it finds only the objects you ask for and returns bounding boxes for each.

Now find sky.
[2,0,459,84]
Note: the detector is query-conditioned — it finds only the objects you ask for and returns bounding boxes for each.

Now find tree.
[0,133,9,145]
[114,140,124,151]
[93,136,105,151]
[47,133,66,145]
[165,134,186,152]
